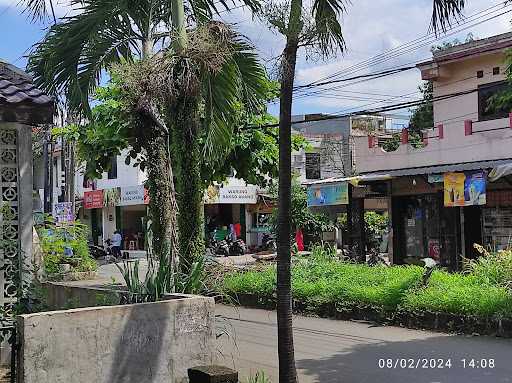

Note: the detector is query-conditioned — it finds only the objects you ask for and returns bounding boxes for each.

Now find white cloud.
[227,0,511,115]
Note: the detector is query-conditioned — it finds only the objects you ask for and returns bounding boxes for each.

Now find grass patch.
[217,248,512,320]
[401,271,512,318]
[222,255,423,311]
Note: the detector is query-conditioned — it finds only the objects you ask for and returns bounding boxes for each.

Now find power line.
[248,83,501,131]
[306,1,510,86]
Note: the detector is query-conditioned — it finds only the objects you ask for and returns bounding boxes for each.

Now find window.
[305,152,321,179]
[478,81,512,121]
[477,70,484,78]
[493,67,500,75]
[108,156,118,179]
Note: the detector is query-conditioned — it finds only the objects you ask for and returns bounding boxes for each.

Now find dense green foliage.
[408,81,433,133]
[223,246,423,310]
[402,271,512,317]
[38,220,97,275]
[269,180,332,239]
[218,245,512,319]
[466,246,512,287]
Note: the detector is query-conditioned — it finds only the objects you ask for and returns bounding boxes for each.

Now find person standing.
[111,230,122,259]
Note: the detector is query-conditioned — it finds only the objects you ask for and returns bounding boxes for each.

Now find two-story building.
[35,147,263,251]
[353,32,512,269]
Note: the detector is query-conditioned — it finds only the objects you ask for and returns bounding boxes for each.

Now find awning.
[361,159,512,179]
[302,174,393,187]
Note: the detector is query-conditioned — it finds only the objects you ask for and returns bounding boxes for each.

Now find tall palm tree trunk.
[170,96,205,274]
[145,130,179,268]
[277,19,301,383]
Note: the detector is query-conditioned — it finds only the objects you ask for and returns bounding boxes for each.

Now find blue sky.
[1,0,511,117]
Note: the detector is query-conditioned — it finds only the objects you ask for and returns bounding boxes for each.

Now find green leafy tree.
[269,180,332,241]
[25,0,261,278]
[409,81,433,133]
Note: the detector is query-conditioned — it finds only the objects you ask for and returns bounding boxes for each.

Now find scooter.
[228,238,247,256]
[261,233,277,252]
[207,230,230,257]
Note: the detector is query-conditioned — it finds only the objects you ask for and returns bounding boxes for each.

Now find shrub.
[401,271,512,318]
[38,219,97,275]
[465,245,512,288]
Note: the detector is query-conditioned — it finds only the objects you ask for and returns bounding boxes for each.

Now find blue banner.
[307,182,349,207]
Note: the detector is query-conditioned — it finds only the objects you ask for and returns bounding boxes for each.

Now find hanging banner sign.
[53,202,74,223]
[119,185,149,206]
[219,186,258,204]
[83,190,104,209]
[204,185,258,204]
[307,182,349,207]
[444,171,486,207]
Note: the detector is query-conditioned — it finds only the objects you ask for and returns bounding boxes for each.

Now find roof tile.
[0,61,53,107]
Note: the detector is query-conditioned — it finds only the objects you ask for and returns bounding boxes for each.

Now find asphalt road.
[215,305,512,383]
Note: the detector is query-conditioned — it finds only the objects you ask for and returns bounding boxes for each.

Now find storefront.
[81,185,149,250]
[204,184,258,248]
[361,161,512,269]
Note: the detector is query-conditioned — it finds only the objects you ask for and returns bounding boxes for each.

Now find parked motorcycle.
[228,238,247,256]
[206,230,230,257]
[261,233,277,252]
[88,243,106,259]
[88,239,115,261]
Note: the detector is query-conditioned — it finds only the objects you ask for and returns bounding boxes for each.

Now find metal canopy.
[361,159,512,179]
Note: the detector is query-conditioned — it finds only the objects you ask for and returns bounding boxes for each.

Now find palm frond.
[189,0,260,23]
[18,0,56,23]
[27,0,160,115]
[431,0,465,33]
[201,33,266,161]
[312,0,348,56]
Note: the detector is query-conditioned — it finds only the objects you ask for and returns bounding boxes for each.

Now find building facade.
[352,32,512,268]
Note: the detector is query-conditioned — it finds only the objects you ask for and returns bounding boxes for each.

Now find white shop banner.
[218,186,258,204]
[119,185,148,206]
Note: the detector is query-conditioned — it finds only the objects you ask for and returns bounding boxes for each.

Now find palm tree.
[25,0,262,273]
[160,0,266,273]
[266,0,466,381]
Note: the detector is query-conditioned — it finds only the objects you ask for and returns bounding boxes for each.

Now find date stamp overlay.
[377,358,495,370]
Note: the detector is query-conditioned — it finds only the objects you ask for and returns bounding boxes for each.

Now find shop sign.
[103,187,121,207]
[307,182,349,207]
[119,185,149,206]
[428,174,444,183]
[204,185,258,204]
[444,171,486,207]
[84,190,104,209]
[219,186,258,204]
[53,202,74,223]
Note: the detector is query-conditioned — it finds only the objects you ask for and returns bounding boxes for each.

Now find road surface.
[215,305,512,383]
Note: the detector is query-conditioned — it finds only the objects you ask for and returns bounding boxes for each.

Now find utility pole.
[43,129,50,214]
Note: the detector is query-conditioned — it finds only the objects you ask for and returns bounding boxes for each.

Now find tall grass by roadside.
[219,244,512,320]
[401,271,512,317]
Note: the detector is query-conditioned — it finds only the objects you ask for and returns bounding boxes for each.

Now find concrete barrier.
[17,295,215,383]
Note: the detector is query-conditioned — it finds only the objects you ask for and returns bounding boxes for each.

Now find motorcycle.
[206,230,230,257]
[88,239,115,261]
[228,238,247,256]
[261,233,277,252]
[88,243,106,259]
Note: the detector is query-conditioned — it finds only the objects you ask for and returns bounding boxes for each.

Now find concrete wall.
[433,52,506,127]
[17,295,215,383]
